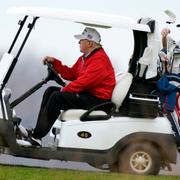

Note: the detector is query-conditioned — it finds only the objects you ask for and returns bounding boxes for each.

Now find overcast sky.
[0,0,179,174]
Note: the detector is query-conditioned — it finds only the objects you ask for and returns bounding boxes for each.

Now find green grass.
[0,165,179,180]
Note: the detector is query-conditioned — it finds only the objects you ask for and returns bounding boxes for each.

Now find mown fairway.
[0,165,179,180]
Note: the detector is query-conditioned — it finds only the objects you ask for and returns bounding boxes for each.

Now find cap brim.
[74,34,87,40]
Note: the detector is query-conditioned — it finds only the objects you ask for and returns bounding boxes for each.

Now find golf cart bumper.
[0,118,17,148]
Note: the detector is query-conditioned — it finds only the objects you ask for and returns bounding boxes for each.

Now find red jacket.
[52,48,115,100]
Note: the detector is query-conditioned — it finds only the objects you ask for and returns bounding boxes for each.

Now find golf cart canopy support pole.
[15,16,39,59]
[8,15,28,54]
[2,16,39,91]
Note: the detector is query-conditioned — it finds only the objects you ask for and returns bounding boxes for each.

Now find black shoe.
[26,135,42,146]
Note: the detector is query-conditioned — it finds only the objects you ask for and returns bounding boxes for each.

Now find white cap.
[74,27,101,44]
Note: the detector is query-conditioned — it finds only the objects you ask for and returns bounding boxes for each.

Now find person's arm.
[52,59,78,81]
[162,36,168,49]
[43,56,78,81]
[161,28,171,49]
[160,28,171,73]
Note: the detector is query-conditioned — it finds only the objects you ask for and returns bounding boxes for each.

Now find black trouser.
[33,86,109,139]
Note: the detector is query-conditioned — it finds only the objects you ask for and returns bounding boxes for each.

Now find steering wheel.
[45,62,66,87]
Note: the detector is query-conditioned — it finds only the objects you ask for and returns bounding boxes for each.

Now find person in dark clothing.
[18,27,115,146]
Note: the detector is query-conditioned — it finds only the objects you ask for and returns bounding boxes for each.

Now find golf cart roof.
[7,6,151,32]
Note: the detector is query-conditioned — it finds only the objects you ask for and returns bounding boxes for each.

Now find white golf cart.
[0,6,178,175]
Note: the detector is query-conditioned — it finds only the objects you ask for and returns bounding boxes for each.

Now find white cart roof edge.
[7,6,151,32]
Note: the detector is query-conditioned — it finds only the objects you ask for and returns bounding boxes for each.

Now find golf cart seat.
[60,72,133,121]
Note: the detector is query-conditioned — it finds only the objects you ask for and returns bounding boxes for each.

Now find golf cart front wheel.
[109,162,118,172]
[118,143,160,175]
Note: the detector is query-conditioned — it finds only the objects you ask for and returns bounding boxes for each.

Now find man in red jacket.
[22,27,115,146]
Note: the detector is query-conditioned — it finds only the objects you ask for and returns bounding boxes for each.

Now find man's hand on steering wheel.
[43,56,66,87]
[43,56,55,65]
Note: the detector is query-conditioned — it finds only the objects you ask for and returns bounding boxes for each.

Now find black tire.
[109,162,118,172]
[118,143,160,175]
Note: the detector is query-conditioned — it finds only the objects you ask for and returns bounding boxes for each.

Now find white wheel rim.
[130,151,152,173]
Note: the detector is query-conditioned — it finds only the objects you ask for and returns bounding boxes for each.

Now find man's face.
[79,39,93,54]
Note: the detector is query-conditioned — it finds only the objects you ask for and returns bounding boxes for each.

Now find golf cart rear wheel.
[118,143,160,175]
